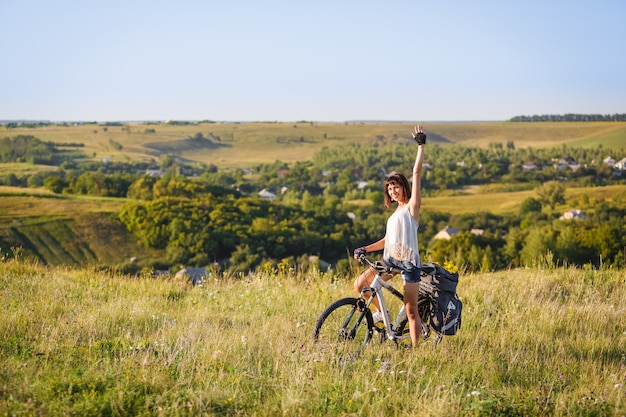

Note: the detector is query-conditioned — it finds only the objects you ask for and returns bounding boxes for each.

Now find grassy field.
[423,184,626,216]
[0,162,58,177]
[1,257,624,416]
[4,121,626,170]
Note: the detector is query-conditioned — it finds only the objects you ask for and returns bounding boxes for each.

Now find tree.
[536,181,566,210]
[4,173,19,186]
[520,226,555,267]
[44,176,66,194]
[519,197,542,216]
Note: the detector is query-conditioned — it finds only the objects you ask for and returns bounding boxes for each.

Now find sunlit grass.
[0,163,58,176]
[1,257,624,416]
[0,192,123,221]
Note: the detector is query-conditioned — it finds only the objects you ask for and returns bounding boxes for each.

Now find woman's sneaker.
[372,310,389,324]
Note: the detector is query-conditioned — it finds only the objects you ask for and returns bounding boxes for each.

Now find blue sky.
[1,0,624,122]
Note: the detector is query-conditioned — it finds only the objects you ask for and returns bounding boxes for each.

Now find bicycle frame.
[360,271,410,342]
[358,255,433,343]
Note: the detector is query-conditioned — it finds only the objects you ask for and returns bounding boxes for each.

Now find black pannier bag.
[420,263,462,336]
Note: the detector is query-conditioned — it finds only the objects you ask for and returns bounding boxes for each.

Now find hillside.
[0,189,162,268]
[4,121,626,170]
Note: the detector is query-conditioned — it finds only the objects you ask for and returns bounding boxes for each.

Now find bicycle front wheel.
[312,297,374,358]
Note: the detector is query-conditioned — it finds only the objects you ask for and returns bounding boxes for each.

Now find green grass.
[568,124,626,148]
[423,184,626,215]
[0,162,58,176]
[0,190,123,219]
[1,258,624,416]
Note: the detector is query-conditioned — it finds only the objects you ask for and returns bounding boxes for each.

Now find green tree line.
[0,135,60,165]
[510,113,626,122]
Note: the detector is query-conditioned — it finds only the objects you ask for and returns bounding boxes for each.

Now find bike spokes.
[313,298,373,359]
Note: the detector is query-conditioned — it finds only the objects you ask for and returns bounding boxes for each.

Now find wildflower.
[471,391,481,396]
[615,383,624,389]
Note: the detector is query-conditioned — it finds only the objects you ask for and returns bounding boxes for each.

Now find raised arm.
[408,124,425,222]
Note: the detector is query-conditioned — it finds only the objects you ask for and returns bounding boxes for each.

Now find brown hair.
[383,173,411,209]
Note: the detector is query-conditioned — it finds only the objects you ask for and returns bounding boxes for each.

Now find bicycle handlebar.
[359,254,438,277]
[358,254,393,275]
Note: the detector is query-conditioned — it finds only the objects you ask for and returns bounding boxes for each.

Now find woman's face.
[387,181,405,203]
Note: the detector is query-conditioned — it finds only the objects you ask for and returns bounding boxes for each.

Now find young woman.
[353,124,426,347]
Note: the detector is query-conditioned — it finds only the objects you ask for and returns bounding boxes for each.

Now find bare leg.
[353,266,393,312]
[403,281,422,346]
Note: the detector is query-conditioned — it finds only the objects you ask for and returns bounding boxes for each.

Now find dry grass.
[1,257,624,416]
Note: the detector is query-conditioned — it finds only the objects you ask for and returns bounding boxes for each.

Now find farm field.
[4,121,626,170]
[423,184,626,215]
[1,258,624,416]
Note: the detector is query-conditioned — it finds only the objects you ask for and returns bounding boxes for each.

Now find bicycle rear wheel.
[312,297,374,358]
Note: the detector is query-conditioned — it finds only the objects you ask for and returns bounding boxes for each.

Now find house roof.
[433,226,460,240]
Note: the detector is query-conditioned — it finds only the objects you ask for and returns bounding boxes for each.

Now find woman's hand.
[354,247,367,259]
[412,124,426,145]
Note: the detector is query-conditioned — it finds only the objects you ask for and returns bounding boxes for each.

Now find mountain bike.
[312,255,439,358]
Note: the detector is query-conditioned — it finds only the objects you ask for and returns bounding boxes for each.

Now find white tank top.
[383,205,420,266]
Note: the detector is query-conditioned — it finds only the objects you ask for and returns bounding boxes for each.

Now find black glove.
[412,132,427,145]
[354,247,367,258]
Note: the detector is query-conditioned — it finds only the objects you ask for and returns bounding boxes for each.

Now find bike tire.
[312,297,374,357]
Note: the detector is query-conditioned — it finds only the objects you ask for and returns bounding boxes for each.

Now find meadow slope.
[1,258,624,416]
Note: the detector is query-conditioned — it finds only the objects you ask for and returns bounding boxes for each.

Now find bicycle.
[312,255,440,358]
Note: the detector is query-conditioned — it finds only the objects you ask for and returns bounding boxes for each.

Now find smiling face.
[387,181,405,203]
[383,173,411,209]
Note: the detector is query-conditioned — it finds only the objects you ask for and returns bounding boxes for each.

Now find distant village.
[147,153,623,284]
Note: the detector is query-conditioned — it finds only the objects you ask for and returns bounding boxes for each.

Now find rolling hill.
[4,121,625,170]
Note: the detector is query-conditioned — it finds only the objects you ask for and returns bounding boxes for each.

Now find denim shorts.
[384,257,421,283]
